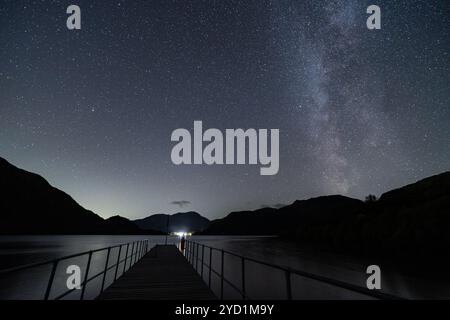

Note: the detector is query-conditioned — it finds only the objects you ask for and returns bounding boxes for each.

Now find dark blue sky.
[1,0,449,219]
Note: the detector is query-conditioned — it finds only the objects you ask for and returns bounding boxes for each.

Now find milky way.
[0,0,449,219]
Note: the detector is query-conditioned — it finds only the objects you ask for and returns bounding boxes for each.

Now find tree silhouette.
[365,194,377,203]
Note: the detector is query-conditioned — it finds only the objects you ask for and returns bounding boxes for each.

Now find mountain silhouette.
[134,212,210,233]
[200,195,363,235]
[200,207,279,235]
[2,153,449,260]
[378,171,450,206]
[325,171,450,260]
[200,172,450,263]
[105,215,164,235]
[0,157,155,234]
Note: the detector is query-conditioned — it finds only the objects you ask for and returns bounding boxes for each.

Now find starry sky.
[1,0,449,220]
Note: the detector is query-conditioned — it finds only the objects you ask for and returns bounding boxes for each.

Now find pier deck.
[97,245,216,300]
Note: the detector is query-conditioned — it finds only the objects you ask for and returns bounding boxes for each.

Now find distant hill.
[200,172,450,263]
[134,212,210,233]
[378,172,450,207]
[200,195,363,235]
[201,207,279,235]
[105,215,164,235]
[0,157,149,235]
[287,172,450,261]
[2,153,449,260]
[277,195,363,230]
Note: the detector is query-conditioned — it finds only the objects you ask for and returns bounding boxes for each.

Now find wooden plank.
[96,245,216,300]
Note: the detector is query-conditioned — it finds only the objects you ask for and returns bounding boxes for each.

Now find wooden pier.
[1,239,403,300]
[97,245,216,300]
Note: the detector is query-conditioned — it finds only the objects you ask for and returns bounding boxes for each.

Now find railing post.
[201,244,205,278]
[220,249,224,300]
[101,247,111,293]
[44,260,58,300]
[80,251,93,300]
[130,242,135,266]
[136,241,139,260]
[285,269,292,300]
[123,243,130,274]
[208,247,212,288]
[135,241,139,261]
[136,241,140,261]
[189,241,192,263]
[195,243,199,271]
[114,245,122,281]
[137,241,141,259]
[241,257,246,300]
[136,241,141,261]
[143,240,146,257]
[135,241,139,262]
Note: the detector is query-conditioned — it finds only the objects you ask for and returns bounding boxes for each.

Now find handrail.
[184,240,405,300]
[0,239,151,300]
[0,242,128,274]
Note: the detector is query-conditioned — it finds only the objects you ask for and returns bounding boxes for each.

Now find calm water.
[0,235,448,300]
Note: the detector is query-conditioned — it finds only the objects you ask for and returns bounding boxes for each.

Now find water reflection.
[0,235,177,300]
[0,235,448,299]
[190,236,450,300]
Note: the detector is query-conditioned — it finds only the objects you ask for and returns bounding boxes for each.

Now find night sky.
[1,0,449,220]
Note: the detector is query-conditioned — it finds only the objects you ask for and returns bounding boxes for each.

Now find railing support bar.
[130,242,135,266]
[220,249,224,300]
[201,244,205,278]
[101,247,111,293]
[44,261,58,300]
[114,245,122,281]
[195,243,199,271]
[208,247,212,288]
[285,270,292,300]
[123,243,129,274]
[241,257,246,300]
[80,251,93,300]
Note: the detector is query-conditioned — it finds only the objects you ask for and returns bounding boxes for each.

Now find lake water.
[0,235,448,300]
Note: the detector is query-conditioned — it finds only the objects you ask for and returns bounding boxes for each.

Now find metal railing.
[0,239,150,300]
[184,240,404,300]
